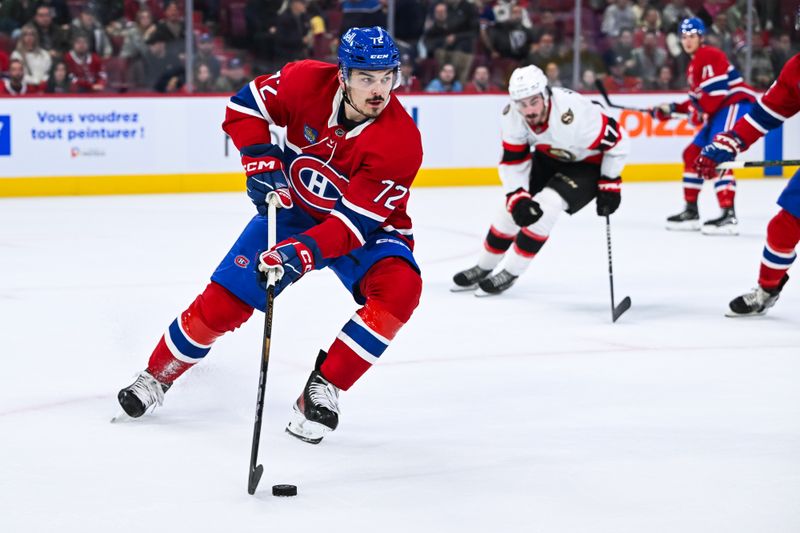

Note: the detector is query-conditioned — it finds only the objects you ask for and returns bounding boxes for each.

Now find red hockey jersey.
[223,60,423,259]
[731,53,800,148]
[675,45,757,117]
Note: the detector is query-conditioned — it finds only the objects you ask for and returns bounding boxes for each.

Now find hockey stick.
[716,159,800,170]
[248,197,279,495]
[593,80,689,119]
[605,215,631,323]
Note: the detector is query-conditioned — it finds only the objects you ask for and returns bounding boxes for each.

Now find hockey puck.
[272,484,297,497]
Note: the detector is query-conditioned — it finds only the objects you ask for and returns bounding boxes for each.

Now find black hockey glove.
[506,187,543,227]
[596,175,621,216]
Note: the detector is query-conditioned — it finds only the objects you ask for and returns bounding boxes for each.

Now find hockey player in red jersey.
[695,48,800,316]
[116,27,423,444]
[650,17,758,235]
[451,65,630,295]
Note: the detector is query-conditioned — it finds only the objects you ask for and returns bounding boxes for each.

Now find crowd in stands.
[0,0,798,96]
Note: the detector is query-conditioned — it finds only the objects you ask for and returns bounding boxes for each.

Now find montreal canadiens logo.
[288,155,349,212]
[234,255,250,268]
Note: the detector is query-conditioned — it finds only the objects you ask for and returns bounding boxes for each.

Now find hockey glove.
[506,187,543,227]
[695,131,745,180]
[258,235,322,291]
[241,144,293,214]
[649,103,675,121]
[596,175,621,216]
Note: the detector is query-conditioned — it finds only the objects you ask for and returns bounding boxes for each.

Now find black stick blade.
[248,464,264,495]
[612,296,632,323]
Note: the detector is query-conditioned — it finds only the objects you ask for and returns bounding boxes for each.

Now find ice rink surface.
[1,180,798,533]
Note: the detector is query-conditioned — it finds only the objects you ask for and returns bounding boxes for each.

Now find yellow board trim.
[0,164,791,197]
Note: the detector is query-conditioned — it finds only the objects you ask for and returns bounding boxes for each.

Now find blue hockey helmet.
[680,17,706,36]
[338,26,400,78]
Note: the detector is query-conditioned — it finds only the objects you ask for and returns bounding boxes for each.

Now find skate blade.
[725,307,767,318]
[474,287,500,297]
[665,221,701,231]
[450,283,478,292]
[285,411,331,445]
[110,409,135,423]
[701,225,739,236]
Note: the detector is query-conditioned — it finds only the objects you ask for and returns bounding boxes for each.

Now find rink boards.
[0,92,797,197]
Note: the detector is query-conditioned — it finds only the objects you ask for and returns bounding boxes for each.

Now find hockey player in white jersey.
[453,65,630,295]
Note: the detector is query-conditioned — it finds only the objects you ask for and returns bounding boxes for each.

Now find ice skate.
[701,208,738,235]
[475,269,518,296]
[726,275,788,317]
[451,265,491,292]
[114,370,171,421]
[286,368,340,444]
[666,203,700,231]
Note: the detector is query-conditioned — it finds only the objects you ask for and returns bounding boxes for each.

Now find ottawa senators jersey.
[498,87,631,193]
[676,45,757,117]
[223,60,423,260]
[731,53,800,148]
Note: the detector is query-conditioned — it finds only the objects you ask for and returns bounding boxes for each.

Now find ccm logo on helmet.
[244,160,277,173]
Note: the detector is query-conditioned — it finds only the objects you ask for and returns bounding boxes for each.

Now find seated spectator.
[559,34,606,79]
[632,31,667,87]
[421,0,478,85]
[738,31,774,89]
[524,32,559,71]
[31,4,69,57]
[602,55,642,92]
[544,61,564,88]
[487,5,534,61]
[708,11,736,58]
[270,0,311,66]
[11,24,52,87]
[634,6,665,46]
[601,0,638,37]
[124,0,164,22]
[68,4,113,58]
[577,67,598,91]
[770,32,795,73]
[214,57,248,93]
[150,0,185,60]
[129,32,179,90]
[1,58,39,94]
[45,60,71,93]
[63,32,106,92]
[120,8,156,61]
[246,0,283,67]
[603,29,637,76]
[194,32,221,80]
[651,64,676,90]
[425,63,463,92]
[193,61,217,92]
[396,54,421,93]
[463,65,499,93]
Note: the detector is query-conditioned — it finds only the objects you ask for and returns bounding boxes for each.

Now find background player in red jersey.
[116,27,424,445]
[695,48,800,316]
[451,65,630,295]
[650,17,758,235]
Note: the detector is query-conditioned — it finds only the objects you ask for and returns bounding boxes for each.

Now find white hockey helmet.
[508,65,549,101]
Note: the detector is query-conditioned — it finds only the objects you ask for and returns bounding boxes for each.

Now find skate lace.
[129,372,166,409]
[742,287,769,306]
[308,379,340,414]
[490,270,516,287]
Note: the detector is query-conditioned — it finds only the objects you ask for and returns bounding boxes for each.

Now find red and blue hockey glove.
[596,175,621,216]
[695,131,745,180]
[649,103,675,121]
[241,144,292,214]
[506,187,543,227]
[258,235,322,291]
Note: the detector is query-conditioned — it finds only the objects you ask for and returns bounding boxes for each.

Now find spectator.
[578,67,598,91]
[214,57,248,93]
[662,0,695,33]
[708,11,736,58]
[524,32,559,71]
[632,31,667,86]
[36,0,72,25]
[651,64,677,90]
[0,48,8,74]
[425,63,463,92]
[422,0,478,85]
[63,32,106,92]
[45,59,71,93]
[770,32,795,73]
[150,0,185,59]
[531,10,559,43]
[544,61,563,88]
[68,4,113,58]
[394,0,427,46]
[396,53,421,93]
[602,55,642,92]
[194,32,221,79]
[601,0,638,37]
[1,58,38,94]
[560,34,606,78]
[340,0,386,37]
[0,0,29,34]
[635,6,666,47]
[271,0,311,65]
[487,5,534,61]
[11,23,52,87]
[463,65,499,92]
[193,62,217,92]
[603,29,637,75]
[129,32,175,90]
[124,0,164,22]
[246,0,283,66]
[30,4,68,57]
[738,31,774,89]
[120,8,156,60]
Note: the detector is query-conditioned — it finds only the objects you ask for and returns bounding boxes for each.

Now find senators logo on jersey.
[288,154,350,213]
